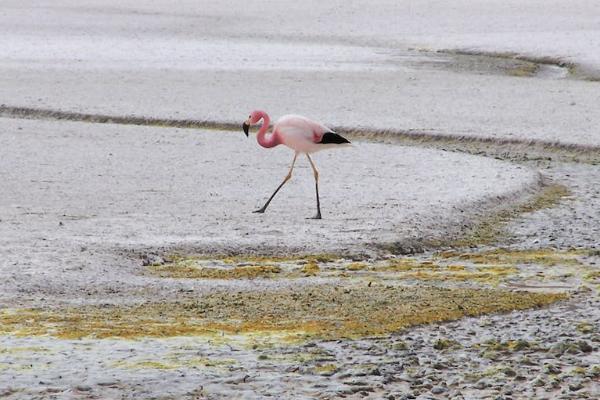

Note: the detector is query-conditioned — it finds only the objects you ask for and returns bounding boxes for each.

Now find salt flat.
[1,0,599,146]
[0,117,539,307]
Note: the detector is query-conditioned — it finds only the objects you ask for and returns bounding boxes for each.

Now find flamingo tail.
[319,132,351,144]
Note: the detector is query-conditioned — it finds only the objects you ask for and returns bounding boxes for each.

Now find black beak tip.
[242,122,249,137]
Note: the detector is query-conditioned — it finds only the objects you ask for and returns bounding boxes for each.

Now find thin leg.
[306,154,322,219]
[254,152,298,213]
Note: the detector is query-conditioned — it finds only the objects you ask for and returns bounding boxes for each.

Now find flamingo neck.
[255,111,279,148]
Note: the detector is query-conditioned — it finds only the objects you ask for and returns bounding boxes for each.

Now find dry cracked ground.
[1,1,600,399]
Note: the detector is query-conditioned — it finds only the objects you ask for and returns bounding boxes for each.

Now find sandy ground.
[1,1,600,399]
[0,116,539,308]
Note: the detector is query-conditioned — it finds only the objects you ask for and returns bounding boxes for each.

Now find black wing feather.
[319,131,351,144]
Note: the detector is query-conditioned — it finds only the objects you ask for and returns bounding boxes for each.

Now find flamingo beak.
[242,121,250,137]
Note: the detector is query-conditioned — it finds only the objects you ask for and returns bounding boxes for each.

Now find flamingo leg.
[254,152,298,214]
[306,154,322,219]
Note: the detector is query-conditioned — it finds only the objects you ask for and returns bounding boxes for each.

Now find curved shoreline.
[0,106,552,257]
[438,48,600,82]
[2,105,598,164]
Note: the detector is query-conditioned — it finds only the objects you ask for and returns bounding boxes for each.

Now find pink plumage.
[242,110,350,219]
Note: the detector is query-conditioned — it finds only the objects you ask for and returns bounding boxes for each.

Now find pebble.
[97,380,119,387]
[349,386,374,394]
[544,364,561,374]
[474,379,490,389]
[431,386,446,394]
[577,340,593,353]
[568,381,583,392]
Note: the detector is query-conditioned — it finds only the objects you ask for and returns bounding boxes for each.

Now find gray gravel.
[1,291,597,400]
[509,162,600,250]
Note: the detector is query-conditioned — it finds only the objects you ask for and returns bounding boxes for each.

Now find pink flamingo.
[243,110,350,219]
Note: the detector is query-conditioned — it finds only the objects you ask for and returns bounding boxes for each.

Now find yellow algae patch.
[446,248,587,267]
[507,62,539,77]
[475,265,518,274]
[313,363,339,375]
[147,254,343,279]
[472,265,519,283]
[450,184,571,247]
[584,270,600,282]
[0,346,50,354]
[301,261,320,276]
[519,184,572,213]
[478,339,533,352]
[382,258,431,272]
[0,285,566,341]
[396,266,517,285]
[372,259,518,285]
[346,262,368,271]
[149,262,281,280]
[167,254,339,265]
[265,349,333,363]
[113,357,235,370]
[576,322,595,334]
[112,360,173,370]
[433,339,461,350]
[146,249,594,290]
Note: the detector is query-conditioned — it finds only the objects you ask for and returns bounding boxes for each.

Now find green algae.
[313,363,339,375]
[149,262,282,279]
[576,322,595,334]
[147,254,340,279]
[395,266,518,285]
[346,262,368,271]
[479,339,535,352]
[441,248,587,267]
[112,356,236,371]
[450,184,571,248]
[145,248,593,287]
[0,346,50,354]
[584,270,600,282]
[169,253,339,265]
[433,339,461,350]
[300,261,320,276]
[376,184,573,253]
[0,285,566,341]
[507,62,539,77]
[383,258,433,271]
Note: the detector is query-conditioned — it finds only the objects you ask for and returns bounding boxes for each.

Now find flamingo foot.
[307,212,322,220]
[253,208,266,214]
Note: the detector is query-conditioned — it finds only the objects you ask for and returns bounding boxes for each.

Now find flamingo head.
[242,111,262,137]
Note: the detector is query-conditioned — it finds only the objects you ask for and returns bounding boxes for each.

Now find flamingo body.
[274,114,349,154]
[243,110,350,219]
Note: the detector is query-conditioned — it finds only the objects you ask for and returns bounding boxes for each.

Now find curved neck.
[255,111,279,148]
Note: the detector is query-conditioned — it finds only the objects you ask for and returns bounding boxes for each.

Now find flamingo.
[243,110,350,219]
